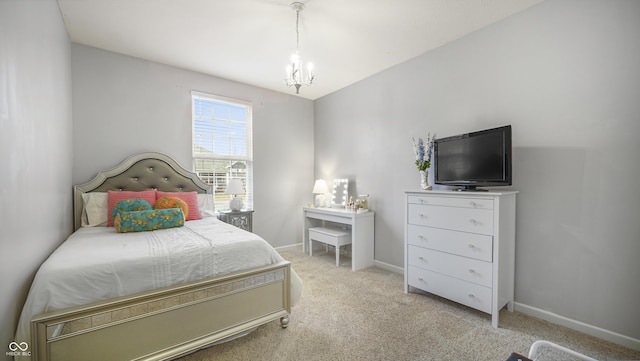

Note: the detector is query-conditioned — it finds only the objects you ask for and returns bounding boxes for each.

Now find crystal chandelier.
[284,2,315,94]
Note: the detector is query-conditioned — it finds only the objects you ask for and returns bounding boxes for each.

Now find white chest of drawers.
[404,190,517,327]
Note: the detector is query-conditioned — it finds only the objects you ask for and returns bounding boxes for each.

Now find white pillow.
[197,193,215,217]
[81,192,108,227]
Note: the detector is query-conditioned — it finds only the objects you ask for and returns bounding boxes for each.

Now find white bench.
[309,226,351,266]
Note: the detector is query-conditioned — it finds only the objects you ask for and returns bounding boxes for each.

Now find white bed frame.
[30,152,291,361]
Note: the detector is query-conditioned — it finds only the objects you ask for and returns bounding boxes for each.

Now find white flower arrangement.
[412,133,436,171]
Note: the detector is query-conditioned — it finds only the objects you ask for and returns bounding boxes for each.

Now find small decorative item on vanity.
[355,194,370,213]
[412,133,436,190]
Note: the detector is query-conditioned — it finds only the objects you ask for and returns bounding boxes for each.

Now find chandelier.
[284,2,315,94]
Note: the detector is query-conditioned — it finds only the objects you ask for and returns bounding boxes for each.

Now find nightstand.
[218,210,254,232]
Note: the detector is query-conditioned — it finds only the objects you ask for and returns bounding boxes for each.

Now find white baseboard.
[275,243,302,253]
[374,259,404,274]
[515,302,640,352]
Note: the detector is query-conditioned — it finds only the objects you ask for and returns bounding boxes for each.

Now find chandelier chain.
[296,9,300,52]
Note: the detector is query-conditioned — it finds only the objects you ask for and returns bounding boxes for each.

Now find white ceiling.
[57,0,543,100]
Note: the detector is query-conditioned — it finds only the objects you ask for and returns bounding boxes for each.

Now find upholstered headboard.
[73,152,212,231]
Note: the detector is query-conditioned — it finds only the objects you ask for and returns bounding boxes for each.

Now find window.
[192,91,253,211]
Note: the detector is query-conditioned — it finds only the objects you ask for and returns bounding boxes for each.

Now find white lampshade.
[312,179,329,207]
[312,179,329,194]
[225,179,245,211]
[225,179,245,195]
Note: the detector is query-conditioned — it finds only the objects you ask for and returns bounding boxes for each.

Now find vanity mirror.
[331,179,349,208]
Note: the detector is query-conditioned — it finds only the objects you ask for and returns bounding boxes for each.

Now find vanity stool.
[309,226,351,266]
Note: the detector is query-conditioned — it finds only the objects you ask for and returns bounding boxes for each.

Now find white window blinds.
[192,91,253,211]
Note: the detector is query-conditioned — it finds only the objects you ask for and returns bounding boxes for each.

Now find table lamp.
[225,179,245,211]
[312,179,329,207]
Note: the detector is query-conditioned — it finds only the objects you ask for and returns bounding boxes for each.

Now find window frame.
[191,91,253,212]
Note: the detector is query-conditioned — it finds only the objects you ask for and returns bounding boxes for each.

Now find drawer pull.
[417,277,426,284]
[418,235,427,241]
[470,219,480,225]
[470,201,478,207]
[468,269,476,274]
[468,244,475,249]
[468,293,475,299]
[418,256,427,263]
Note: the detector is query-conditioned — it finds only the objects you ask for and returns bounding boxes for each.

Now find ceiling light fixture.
[284,2,315,94]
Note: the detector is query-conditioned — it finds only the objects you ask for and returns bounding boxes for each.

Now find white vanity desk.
[302,207,375,271]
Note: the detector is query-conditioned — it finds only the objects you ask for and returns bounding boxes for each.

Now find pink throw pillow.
[156,191,202,221]
[107,190,157,226]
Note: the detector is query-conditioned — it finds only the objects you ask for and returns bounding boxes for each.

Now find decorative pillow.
[111,198,153,221]
[154,196,189,219]
[81,192,108,227]
[197,193,215,217]
[114,208,185,233]
[156,191,201,221]
[107,190,157,226]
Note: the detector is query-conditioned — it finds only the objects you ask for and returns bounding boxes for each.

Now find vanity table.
[302,207,375,271]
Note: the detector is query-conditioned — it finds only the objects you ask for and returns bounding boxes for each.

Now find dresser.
[404,190,517,327]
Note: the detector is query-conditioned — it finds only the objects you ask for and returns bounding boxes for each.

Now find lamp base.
[230,196,244,211]
[314,194,325,208]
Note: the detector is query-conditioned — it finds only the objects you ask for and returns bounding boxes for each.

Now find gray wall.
[71,44,314,248]
[0,0,73,354]
[314,0,640,344]
[3,0,638,353]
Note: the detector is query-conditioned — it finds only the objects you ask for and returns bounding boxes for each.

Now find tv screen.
[434,125,512,191]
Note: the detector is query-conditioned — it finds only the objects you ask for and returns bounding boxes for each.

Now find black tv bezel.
[433,125,512,191]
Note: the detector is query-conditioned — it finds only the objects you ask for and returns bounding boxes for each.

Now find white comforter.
[15,217,302,346]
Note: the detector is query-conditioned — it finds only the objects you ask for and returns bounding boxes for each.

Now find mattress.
[15,217,302,346]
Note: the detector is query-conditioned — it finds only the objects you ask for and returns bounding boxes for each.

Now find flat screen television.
[434,125,512,191]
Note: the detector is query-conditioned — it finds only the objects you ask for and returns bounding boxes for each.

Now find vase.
[419,170,432,190]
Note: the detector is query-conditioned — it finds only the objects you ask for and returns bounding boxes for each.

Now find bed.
[14,152,302,361]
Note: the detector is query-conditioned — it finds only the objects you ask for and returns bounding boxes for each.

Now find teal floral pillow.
[114,208,184,233]
[111,198,153,222]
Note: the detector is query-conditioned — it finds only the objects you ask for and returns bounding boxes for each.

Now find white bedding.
[15,217,302,346]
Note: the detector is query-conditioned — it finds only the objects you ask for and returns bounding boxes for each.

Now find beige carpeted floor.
[177,249,640,361]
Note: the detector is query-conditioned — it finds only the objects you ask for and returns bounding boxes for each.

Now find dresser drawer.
[407,195,493,210]
[408,246,492,288]
[407,225,492,262]
[408,204,494,235]
[408,266,492,313]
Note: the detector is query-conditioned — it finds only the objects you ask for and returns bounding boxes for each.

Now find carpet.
[177,249,640,361]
